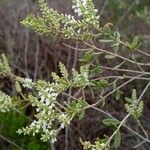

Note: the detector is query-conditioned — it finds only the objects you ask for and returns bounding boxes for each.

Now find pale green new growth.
[125,89,144,119]
[72,64,89,87]
[80,137,110,150]
[0,91,13,112]
[0,54,11,76]
[21,0,100,41]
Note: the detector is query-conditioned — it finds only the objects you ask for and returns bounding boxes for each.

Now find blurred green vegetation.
[0,110,50,150]
[107,0,150,25]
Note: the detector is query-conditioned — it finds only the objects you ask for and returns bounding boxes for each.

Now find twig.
[0,135,24,150]
[91,106,150,144]
[84,42,150,66]
[104,81,150,148]
[93,75,150,81]
[91,74,143,107]
[137,49,150,57]
[101,66,150,75]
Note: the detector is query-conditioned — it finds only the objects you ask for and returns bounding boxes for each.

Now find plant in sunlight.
[0,0,150,149]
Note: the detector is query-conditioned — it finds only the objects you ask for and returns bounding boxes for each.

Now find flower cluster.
[125,89,144,119]
[17,81,71,142]
[0,54,11,76]
[15,77,34,92]
[0,91,13,112]
[72,65,90,87]
[72,0,100,28]
[17,118,59,143]
[16,63,90,142]
[58,113,71,129]
[21,78,33,89]
[72,0,86,16]
[80,137,110,150]
[17,79,69,142]
[21,0,100,41]
[38,87,58,106]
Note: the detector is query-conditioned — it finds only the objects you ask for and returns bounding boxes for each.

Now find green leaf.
[113,130,121,148]
[113,79,117,90]
[125,89,144,119]
[92,79,109,90]
[102,118,120,127]
[15,81,22,93]
[0,54,11,76]
[115,90,124,100]
[102,23,113,34]
[80,51,94,64]
[132,36,139,46]
[90,63,102,75]
[78,111,85,120]
[59,62,69,79]
[67,98,88,117]
[131,89,137,101]
[113,31,121,41]
[125,97,132,103]
[126,36,142,50]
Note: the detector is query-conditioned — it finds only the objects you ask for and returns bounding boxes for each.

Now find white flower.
[38,87,58,106]
[30,121,36,127]
[60,123,65,129]
[74,8,82,16]
[48,103,55,110]
[81,0,87,5]
[22,78,33,89]
[58,113,71,127]
[45,98,50,105]
[68,14,71,19]
[58,113,67,120]
[77,29,81,33]
[42,121,48,132]
[72,0,88,16]
[51,138,57,143]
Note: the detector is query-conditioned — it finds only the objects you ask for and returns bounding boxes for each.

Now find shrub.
[0,0,150,149]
